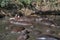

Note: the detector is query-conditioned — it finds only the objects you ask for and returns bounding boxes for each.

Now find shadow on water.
[35,10,60,15]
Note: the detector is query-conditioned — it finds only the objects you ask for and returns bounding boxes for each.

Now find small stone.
[30,26,34,29]
[11,31,16,33]
[5,27,9,30]
[51,24,56,27]
[18,32,21,34]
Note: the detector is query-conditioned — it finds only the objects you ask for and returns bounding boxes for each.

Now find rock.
[36,35,60,40]
[5,27,9,30]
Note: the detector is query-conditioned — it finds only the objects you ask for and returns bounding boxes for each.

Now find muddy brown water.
[0,16,60,40]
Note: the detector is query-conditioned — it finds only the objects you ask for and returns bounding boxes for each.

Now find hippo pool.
[0,16,60,40]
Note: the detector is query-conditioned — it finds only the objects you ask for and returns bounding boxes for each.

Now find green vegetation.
[0,0,59,17]
[0,0,60,40]
[0,0,60,10]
